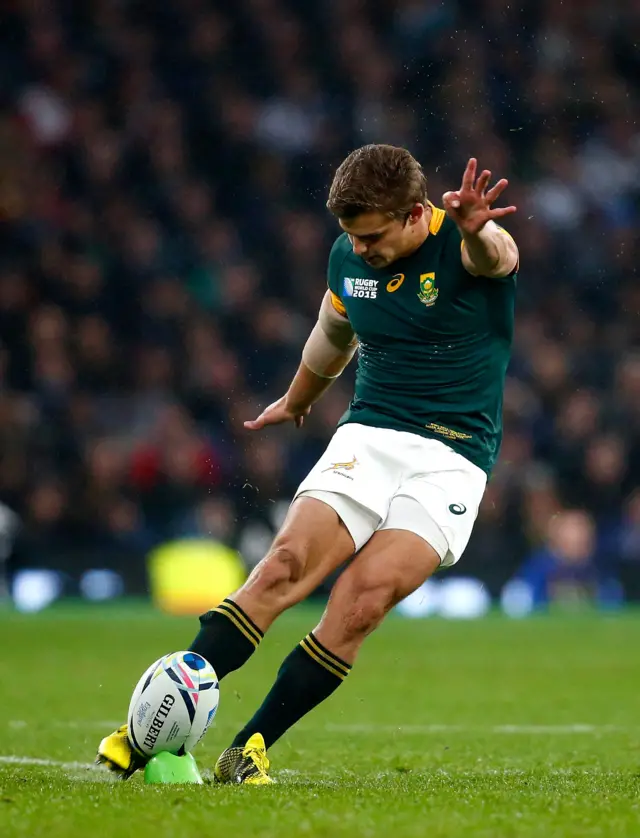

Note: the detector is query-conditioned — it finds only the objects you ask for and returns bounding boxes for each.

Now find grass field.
[0,604,638,837]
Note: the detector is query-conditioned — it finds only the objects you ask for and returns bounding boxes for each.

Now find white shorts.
[294,423,487,567]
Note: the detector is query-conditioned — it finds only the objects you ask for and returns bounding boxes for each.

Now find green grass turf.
[0,604,639,837]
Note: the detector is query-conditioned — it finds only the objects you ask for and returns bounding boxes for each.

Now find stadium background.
[1,0,639,614]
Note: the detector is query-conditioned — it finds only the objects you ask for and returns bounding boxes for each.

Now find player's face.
[339,208,424,268]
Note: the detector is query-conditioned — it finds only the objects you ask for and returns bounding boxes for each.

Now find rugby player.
[98,145,518,784]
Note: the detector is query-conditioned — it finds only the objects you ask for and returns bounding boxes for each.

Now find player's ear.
[406,204,425,226]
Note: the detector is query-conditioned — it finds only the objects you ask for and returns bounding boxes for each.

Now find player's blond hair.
[327,144,428,221]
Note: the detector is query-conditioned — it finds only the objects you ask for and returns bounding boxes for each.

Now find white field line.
[0,755,97,770]
[325,723,635,735]
[9,720,121,730]
[0,754,217,784]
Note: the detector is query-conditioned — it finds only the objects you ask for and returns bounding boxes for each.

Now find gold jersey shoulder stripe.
[329,290,347,316]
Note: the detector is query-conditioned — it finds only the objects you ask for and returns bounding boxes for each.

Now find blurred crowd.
[1,0,639,605]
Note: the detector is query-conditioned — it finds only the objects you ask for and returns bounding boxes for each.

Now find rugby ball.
[127,651,219,758]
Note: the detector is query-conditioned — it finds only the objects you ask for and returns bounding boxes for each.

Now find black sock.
[231,632,351,749]
[189,598,264,680]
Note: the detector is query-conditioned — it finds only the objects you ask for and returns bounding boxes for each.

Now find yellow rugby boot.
[96,724,148,779]
[214,733,274,785]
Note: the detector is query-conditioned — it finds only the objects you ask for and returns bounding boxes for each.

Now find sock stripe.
[306,633,351,676]
[215,600,263,646]
[214,605,261,649]
[305,632,351,676]
[300,639,346,679]
[220,599,264,640]
[300,636,350,680]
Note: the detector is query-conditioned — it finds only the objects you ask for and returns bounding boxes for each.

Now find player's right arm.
[244,291,357,431]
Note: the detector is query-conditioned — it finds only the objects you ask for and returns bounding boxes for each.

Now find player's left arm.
[443,158,519,279]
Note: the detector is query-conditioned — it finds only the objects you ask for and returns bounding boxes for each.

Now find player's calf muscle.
[340,587,390,639]
[316,532,441,661]
[315,582,392,660]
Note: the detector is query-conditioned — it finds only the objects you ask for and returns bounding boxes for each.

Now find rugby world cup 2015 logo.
[343,277,378,299]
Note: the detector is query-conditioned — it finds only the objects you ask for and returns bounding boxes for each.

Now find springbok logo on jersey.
[343,277,378,299]
[417,272,438,307]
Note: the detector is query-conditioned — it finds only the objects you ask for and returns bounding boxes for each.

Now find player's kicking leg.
[214,501,441,784]
[96,496,356,778]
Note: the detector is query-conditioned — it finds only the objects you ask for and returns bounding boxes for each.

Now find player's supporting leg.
[97,497,356,778]
[215,506,441,783]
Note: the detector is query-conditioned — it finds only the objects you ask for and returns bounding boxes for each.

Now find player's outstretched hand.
[442,158,516,235]
[244,395,310,431]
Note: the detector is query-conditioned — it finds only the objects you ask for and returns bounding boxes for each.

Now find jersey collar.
[428,202,446,236]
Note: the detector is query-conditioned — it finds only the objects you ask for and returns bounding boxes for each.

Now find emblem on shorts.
[418,272,438,307]
[449,503,467,515]
[322,456,358,478]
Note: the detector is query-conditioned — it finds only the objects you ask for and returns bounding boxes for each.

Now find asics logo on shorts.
[448,503,467,515]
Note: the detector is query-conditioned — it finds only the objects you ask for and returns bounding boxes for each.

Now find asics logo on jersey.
[343,277,378,299]
[386,273,405,293]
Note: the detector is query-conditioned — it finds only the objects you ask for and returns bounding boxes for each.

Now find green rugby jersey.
[327,205,517,475]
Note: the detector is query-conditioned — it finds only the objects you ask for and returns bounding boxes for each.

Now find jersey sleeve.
[327,234,350,316]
